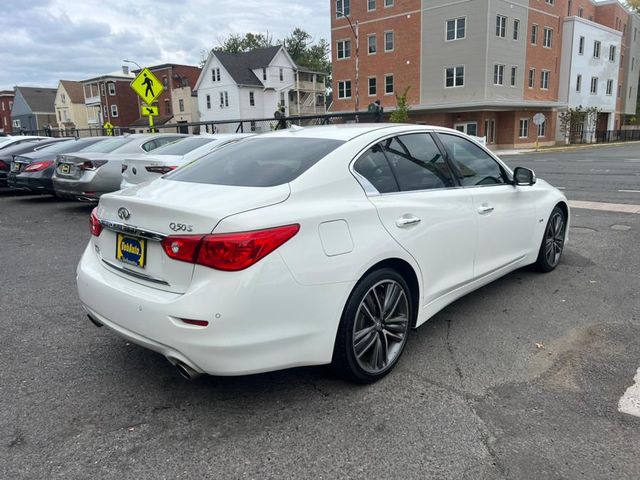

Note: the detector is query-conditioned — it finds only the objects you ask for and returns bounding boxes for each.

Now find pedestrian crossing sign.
[130,68,164,104]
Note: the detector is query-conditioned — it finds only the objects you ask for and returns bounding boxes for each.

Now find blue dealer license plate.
[116,233,147,268]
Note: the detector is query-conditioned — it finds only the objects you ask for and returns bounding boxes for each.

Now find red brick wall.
[100,80,140,128]
[569,0,597,20]
[331,0,421,112]
[140,65,202,118]
[0,93,14,133]
[524,1,563,102]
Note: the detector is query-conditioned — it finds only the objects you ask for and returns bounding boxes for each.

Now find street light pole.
[337,11,359,122]
[123,59,142,71]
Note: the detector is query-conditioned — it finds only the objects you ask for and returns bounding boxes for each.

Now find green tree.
[624,0,640,12]
[390,87,411,123]
[215,32,275,53]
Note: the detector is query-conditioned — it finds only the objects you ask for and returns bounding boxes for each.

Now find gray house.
[11,86,57,134]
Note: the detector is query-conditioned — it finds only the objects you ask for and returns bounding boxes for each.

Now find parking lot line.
[568,200,640,214]
[618,190,640,193]
[619,368,640,418]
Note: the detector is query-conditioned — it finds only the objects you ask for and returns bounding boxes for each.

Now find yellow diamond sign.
[130,68,164,104]
[141,104,159,117]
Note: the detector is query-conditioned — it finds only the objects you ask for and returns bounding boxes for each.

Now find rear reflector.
[180,319,209,327]
[90,207,102,236]
[24,160,54,172]
[161,224,300,271]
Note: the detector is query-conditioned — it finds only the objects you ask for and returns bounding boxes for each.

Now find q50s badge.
[169,223,193,232]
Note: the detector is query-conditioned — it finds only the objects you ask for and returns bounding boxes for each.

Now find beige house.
[55,80,90,131]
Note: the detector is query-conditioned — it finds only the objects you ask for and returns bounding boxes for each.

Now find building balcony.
[85,96,101,106]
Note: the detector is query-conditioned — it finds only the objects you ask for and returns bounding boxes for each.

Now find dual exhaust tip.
[87,314,202,381]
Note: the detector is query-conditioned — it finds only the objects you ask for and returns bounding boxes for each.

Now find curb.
[497,140,640,155]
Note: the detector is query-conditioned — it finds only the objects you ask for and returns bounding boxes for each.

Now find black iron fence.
[563,128,640,144]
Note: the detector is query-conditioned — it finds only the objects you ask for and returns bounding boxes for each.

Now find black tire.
[535,205,566,272]
[332,268,413,384]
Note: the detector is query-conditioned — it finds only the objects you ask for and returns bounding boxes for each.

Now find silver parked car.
[52,133,188,201]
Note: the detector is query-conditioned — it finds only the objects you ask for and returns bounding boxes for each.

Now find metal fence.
[564,128,640,144]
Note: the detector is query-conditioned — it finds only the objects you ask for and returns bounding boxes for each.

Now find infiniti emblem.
[117,207,131,220]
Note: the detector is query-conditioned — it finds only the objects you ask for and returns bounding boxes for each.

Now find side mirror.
[513,166,536,186]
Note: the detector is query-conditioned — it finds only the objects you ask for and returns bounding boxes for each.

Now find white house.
[558,16,623,140]
[195,46,326,132]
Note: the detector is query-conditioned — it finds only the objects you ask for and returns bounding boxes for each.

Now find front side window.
[169,138,345,187]
[445,66,464,87]
[337,39,352,59]
[496,15,507,38]
[446,17,466,41]
[438,133,506,186]
[382,134,456,191]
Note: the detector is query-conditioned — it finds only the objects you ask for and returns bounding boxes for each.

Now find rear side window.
[168,137,345,187]
[382,134,456,190]
[438,133,507,186]
[354,145,399,193]
[81,136,134,153]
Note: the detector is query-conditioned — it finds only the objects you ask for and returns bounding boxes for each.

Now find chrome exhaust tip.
[172,359,202,381]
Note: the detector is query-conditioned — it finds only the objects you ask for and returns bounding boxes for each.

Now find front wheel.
[332,268,412,383]
[535,206,566,272]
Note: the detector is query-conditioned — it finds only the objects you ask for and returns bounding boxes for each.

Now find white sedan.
[77,124,568,383]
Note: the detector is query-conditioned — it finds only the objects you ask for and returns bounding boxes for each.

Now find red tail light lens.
[90,207,102,236]
[145,165,178,174]
[24,160,54,172]
[161,224,300,271]
[82,160,107,171]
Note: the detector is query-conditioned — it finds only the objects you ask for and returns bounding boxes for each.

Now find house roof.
[16,86,57,113]
[214,46,283,86]
[59,80,85,103]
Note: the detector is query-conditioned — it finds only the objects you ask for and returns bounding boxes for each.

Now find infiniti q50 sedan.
[77,124,569,383]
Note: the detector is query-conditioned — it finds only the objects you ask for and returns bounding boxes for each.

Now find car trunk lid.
[122,154,183,185]
[94,178,291,293]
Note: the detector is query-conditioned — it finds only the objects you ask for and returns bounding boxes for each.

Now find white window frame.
[110,104,118,117]
[537,120,546,138]
[576,74,582,93]
[108,83,116,96]
[606,79,613,95]
[593,40,601,59]
[249,91,255,106]
[531,24,538,45]
[337,39,352,60]
[384,74,394,95]
[493,64,505,86]
[446,17,466,42]
[543,27,553,48]
[445,65,465,88]
[179,98,185,112]
[578,36,585,55]
[368,76,377,96]
[336,0,350,17]
[545,0,555,5]
[528,68,535,88]
[384,31,394,52]
[590,76,598,94]
[513,19,520,40]
[368,34,377,55]
[540,70,550,90]
[519,118,529,138]
[368,0,376,11]
[496,15,507,38]
[211,68,221,82]
[337,80,352,99]
[384,0,393,7]
[609,45,616,62]
[510,66,517,87]
[206,94,211,109]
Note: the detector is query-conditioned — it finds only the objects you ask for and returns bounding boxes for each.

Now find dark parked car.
[0,138,71,186]
[7,137,110,194]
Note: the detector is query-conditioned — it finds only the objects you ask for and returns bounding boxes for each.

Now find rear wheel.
[535,206,566,272]
[333,268,412,383]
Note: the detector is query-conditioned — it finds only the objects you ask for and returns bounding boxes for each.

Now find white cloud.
[0,0,330,89]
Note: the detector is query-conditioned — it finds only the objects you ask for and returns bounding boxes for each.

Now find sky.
[0,0,331,90]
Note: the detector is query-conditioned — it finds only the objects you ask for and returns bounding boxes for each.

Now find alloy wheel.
[545,211,565,267]
[352,279,409,374]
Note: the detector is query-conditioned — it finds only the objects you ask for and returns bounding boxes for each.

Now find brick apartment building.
[0,90,14,134]
[81,68,139,129]
[131,64,202,133]
[331,0,640,148]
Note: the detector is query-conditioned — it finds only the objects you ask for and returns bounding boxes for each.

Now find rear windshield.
[151,137,215,155]
[168,137,345,187]
[34,138,99,155]
[80,136,135,153]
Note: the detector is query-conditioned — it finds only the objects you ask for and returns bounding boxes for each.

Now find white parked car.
[77,125,569,383]
[120,134,253,189]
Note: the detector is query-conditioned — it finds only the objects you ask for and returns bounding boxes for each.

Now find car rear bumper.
[76,241,350,376]
[7,171,54,193]
[53,167,120,200]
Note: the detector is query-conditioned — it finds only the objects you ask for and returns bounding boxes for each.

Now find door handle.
[477,205,495,215]
[396,215,421,228]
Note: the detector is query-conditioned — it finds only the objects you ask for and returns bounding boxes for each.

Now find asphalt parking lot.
[1,143,639,480]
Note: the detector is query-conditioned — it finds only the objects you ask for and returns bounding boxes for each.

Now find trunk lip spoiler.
[99,219,168,241]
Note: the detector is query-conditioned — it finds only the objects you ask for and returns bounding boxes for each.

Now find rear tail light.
[24,160,54,172]
[0,160,7,170]
[90,207,102,236]
[161,224,300,271]
[122,164,128,173]
[145,165,177,174]
[82,160,107,171]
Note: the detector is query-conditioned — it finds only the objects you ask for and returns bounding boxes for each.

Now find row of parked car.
[0,132,253,200]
